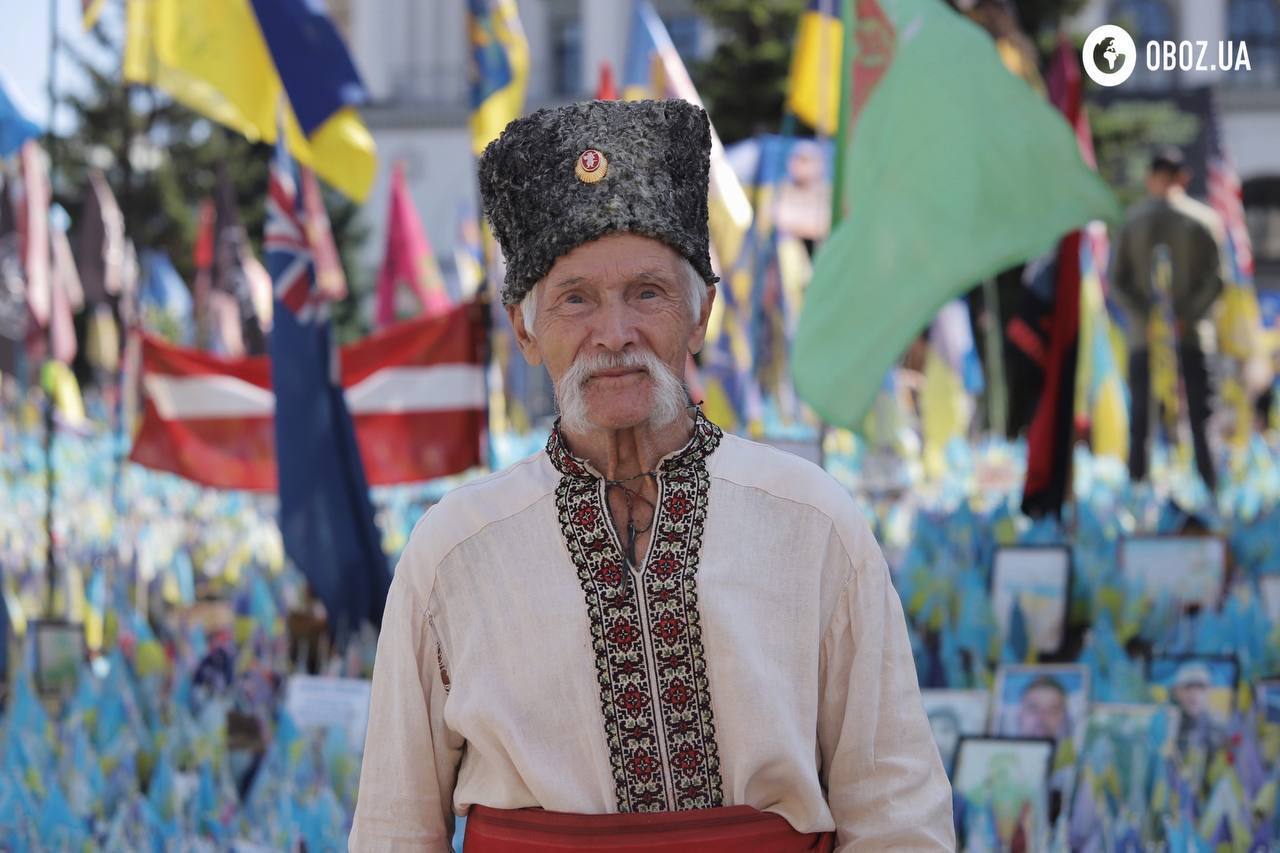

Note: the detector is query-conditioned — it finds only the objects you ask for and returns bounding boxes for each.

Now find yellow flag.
[920,348,968,480]
[785,2,842,136]
[40,361,86,427]
[124,0,375,200]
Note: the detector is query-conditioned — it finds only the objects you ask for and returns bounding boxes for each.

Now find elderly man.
[350,99,952,852]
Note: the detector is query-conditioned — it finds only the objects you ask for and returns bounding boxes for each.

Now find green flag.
[793,0,1121,428]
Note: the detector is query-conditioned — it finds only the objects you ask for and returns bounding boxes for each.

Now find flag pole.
[42,0,60,617]
[981,277,1008,438]
[829,0,854,232]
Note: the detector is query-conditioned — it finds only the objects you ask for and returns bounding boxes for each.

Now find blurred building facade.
[1072,0,1280,290]
[345,0,705,298]
[344,0,1280,297]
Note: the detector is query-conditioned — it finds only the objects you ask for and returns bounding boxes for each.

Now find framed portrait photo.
[1148,654,1239,752]
[920,689,990,772]
[952,736,1055,848]
[1119,535,1227,610]
[990,545,1071,656]
[31,620,85,698]
[992,663,1090,745]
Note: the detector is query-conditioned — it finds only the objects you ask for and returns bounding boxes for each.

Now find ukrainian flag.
[124,0,376,202]
[623,0,752,271]
[623,0,756,431]
[1075,224,1129,461]
[785,0,842,136]
[700,273,763,434]
[468,0,530,156]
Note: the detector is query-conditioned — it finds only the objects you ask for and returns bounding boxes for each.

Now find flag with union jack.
[266,137,391,635]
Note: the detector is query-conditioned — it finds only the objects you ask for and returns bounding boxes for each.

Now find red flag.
[193,197,215,348]
[129,305,486,491]
[1047,35,1094,169]
[194,198,215,270]
[49,218,82,365]
[375,162,451,328]
[17,141,49,327]
[301,167,348,300]
[595,61,618,100]
[1021,231,1081,517]
[1021,38,1090,518]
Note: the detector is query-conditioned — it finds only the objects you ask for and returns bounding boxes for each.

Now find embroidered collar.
[545,409,722,480]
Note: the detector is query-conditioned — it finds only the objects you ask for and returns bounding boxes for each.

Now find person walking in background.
[1111,147,1227,492]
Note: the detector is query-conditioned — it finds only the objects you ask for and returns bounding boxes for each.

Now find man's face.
[1173,682,1209,719]
[1017,686,1067,739]
[508,233,714,433]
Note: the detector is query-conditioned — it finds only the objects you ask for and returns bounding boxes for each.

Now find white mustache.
[564,349,660,386]
[554,348,687,433]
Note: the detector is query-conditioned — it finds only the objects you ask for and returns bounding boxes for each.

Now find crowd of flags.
[0,0,483,634]
[0,0,1269,594]
[0,0,1275,610]
[0,0,1278,848]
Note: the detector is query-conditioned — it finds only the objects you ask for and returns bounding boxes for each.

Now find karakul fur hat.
[478,98,717,306]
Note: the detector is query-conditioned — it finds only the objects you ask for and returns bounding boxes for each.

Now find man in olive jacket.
[1111,147,1227,492]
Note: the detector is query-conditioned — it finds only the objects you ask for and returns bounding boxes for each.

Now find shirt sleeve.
[350,537,463,852]
[817,523,955,851]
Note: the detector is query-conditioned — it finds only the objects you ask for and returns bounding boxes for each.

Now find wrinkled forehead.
[539,234,688,295]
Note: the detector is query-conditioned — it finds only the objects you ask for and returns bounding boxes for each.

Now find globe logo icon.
[1083,25,1138,86]
[1093,37,1124,72]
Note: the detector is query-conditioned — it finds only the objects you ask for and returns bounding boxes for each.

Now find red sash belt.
[463,804,835,852]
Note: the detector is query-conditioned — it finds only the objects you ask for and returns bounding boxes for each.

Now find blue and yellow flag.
[624,0,757,431]
[124,0,376,201]
[1076,224,1129,461]
[786,0,843,136]
[731,135,830,424]
[468,0,530,156]
[250,0,377,202]
[623,0,752,271]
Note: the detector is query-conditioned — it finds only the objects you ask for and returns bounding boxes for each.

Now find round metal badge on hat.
[575,148,608,183]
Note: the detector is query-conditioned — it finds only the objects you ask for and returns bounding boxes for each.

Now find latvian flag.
[129,304,487,492]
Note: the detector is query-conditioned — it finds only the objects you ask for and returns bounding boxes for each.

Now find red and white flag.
[129,304,487,491]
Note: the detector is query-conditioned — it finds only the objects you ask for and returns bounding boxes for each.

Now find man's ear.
[687,283,715,355]
[506,302,543,366]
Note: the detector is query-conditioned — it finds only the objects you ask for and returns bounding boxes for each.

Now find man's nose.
[592,304,639,352]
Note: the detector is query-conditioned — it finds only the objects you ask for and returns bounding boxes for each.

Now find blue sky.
[1,0,117,134]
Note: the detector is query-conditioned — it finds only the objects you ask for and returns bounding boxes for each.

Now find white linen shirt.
[350,427,954,851]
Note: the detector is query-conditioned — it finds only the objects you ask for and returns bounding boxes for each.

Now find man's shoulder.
[398,452,557,577]
[1123,196,1162,223]
[710,432,867,537]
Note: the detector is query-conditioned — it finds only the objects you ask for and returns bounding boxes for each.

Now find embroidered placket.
[550,414,724,813]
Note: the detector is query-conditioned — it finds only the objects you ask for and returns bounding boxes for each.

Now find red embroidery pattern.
[549,413,723,812]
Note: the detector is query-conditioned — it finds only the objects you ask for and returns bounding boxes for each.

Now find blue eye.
[639,289,658,299]
[565,294,585,304]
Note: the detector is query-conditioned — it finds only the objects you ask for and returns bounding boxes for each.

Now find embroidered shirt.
[350,419,954,851]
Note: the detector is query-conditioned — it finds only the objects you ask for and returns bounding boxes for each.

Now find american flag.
[1204,93,1255,285]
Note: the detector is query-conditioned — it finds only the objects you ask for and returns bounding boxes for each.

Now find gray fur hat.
[478,99,717,306]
